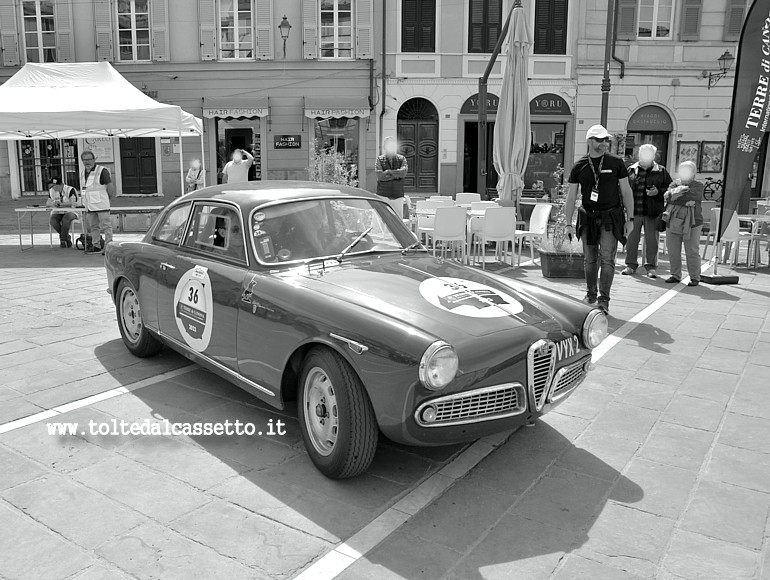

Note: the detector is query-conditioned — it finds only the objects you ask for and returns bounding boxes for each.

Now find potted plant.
[537,165,585,278]
[307,141,359,187]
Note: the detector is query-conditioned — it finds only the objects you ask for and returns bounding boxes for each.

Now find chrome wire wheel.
[303,366,339,456]
[119,286,142,345]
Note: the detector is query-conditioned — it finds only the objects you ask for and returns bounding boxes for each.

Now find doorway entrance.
[624,132,670,168]
[625,105,674,167]
[119,137,157,194]
[463,121,498,195]
[397,98,439,192]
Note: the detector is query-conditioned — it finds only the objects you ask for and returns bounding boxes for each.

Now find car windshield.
[251,198,416,264]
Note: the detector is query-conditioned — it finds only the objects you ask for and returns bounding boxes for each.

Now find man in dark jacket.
[622,144,672,278]
[375,137,408,218]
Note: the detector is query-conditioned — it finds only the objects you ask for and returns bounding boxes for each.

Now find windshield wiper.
[401,241,424,255]
[337,226,373,263]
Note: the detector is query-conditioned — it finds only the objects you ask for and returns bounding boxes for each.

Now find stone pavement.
[0,234,769,579]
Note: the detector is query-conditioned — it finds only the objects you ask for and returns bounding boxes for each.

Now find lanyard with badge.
[588,155,604,203]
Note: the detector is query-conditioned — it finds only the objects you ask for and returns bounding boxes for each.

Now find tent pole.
[178,126,184,196]
[200,131,206,187]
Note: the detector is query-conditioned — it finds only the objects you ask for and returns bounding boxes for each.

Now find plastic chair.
[515,203,552,266]
[470,207,517,269]
[470,201,498,211]
[416,200,441,246]
[455,192,481,205]
[432,206,468,263]
[429,196,455,206]
[701,207,720,258]
[703,208,741,264]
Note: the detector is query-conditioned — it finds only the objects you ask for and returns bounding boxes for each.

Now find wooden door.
[398,120,438,191]
[119,137,157,194]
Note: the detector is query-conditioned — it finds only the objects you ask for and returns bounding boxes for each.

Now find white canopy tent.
[0,62,204,193]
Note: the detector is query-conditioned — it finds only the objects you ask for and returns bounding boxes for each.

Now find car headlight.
[419,341,458,391]
[582,309,608,349]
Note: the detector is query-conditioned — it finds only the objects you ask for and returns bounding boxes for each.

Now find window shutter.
[54,0,75,62]
[402,0,417,52]
[551,0,567,54]
[679,0,702,41]
[303,0,317,59]
[724,0,746,41]
[151,0,170,61]
[94,0,114,61]
[486,0,501,52]
[255,0,273,59]
[356,0,373,59]
[198,0,216,60]
[0,0,20,66]
[616,0,638,41]
[419,0,435,52]
[468,0,484,53]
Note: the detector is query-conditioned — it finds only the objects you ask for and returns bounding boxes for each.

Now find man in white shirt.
[222,149,254,184]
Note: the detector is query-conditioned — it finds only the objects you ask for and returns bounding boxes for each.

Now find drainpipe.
[379,0,387,145]
[612,0,625,79]
[600,0,616,126]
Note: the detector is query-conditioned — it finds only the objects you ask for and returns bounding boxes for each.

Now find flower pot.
[538,251,585,278]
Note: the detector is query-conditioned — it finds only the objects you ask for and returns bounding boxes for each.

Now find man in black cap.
[46,178,80,248]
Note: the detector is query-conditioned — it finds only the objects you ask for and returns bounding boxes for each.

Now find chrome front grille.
[528,340,556,411]
[415,384,527,427]
[550,356,591,402]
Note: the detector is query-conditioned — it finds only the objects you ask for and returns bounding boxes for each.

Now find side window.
[153,203,192,245]
[183,204,246,262]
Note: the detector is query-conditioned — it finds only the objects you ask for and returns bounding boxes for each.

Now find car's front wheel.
[116,279,162,357]
[298,347,378,479]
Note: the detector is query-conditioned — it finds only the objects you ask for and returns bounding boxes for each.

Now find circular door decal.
[173,265,213,352]
[419,277,524,318]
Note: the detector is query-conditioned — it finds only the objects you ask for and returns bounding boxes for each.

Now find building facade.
[0,0,377,199]
[575,0,753,191]
[381,0,579,197]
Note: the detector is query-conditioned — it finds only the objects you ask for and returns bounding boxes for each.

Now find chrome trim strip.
[414,383,527,427]
[329,333,369,355]
[158,332,275,397]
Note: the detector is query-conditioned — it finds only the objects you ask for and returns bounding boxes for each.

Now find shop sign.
[83,137,114,163]
[274,135,302,149]
[202,107,267,119]
[304,108,371,119]
[529,93,572,116]
[626,105,674,132]
[460,93,500,115]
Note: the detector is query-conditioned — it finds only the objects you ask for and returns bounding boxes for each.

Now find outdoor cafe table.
[738,213,770,268]
[14,205,164,252]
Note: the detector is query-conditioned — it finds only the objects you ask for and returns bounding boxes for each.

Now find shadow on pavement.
[621,322,674,354]
[80,343,643,578]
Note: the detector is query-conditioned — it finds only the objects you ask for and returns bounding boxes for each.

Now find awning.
[203,96,269,119]
[304,96,371,119]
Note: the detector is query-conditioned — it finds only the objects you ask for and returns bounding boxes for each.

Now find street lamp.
[278,15,292,59]
[703,50,735,89]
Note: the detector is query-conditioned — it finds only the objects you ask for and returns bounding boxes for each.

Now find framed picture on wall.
[676,141,700,169]
[700,141,725,173]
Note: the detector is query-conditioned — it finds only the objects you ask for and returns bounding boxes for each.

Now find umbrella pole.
[200,131,206,187]
[178,126,184,197]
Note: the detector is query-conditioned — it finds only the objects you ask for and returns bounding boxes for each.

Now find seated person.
[46,178,80,249]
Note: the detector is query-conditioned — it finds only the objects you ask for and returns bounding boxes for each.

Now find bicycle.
[703,177,723,201]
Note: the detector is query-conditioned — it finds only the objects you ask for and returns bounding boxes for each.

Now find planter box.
[539,251,585,278]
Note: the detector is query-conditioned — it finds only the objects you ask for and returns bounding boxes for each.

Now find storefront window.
[524,123,565,194]
[313,117,359,168]
[17,139,79,195]
[215,117,261,183]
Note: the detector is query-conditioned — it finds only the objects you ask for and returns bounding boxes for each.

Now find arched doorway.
[625,105,674,168]
[397,98,439,191]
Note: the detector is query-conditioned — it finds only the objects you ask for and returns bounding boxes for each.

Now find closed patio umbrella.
[492,0,532,207]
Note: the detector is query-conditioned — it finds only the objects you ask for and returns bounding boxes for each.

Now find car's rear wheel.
[298,347,378,479]
[116,279,162,357]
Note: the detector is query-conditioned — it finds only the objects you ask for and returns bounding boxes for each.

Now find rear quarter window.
[153,203,192,245]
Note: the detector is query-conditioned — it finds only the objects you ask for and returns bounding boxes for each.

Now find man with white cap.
[622,143,672,278]
[564,125,634,315]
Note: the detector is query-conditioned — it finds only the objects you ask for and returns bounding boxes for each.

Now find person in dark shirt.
[564,125,635,315]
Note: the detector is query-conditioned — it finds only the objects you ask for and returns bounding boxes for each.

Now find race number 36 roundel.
[419,277,524,318]
[173,265,213,352]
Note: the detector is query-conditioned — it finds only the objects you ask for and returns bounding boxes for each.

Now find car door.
[156,201,249,374]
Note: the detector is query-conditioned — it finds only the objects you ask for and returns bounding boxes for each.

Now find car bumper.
[380,353,592,446]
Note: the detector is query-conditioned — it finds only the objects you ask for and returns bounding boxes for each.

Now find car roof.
[176,180,379,214]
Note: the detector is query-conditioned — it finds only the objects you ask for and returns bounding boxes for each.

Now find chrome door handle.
[160,262,176,270]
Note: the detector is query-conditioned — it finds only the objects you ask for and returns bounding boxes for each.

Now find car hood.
[279,255,559,340]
